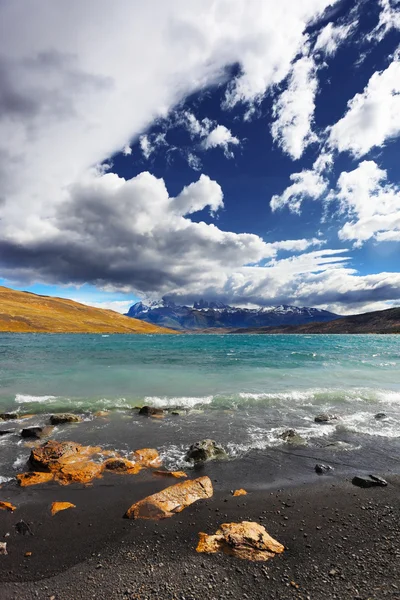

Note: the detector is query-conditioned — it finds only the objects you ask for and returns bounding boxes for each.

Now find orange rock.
[17,472,54,487]
[55,461,104,485]
[30,440,82,470]
[24,551,32,557]
[51,501,76,516]
[19,414,35,420]
[197,521,284,562]
[153,470,187,479]
[132,448,162,468]
[104,458,143,474]
[94,410,109,418]
[232,489,247,497]
[0,501,16,511]
[125,476,213,520]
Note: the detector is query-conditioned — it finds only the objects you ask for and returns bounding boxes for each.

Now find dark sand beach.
[1,464,399,600]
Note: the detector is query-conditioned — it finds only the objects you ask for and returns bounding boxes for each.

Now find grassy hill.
[0,286,176,334]
[230,307,400,334]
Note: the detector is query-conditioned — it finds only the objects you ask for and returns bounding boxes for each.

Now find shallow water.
[1,333,399,481]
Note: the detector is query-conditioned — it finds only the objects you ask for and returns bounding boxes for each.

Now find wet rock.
[0,430,14,436]
[185,439,228,464]
[56,460,104,485]
[94,410,109,418]
[279,429,307,445]
[50,414,83,425]
[21,426,53,439]
[315,464,333,475]
[138,406,165,418]
[0,501,16,512]
[51,501,76,516]
[30,440,82,469]
[15,520,33,535]
[196,521,284,562]
[104,457,142,474]
[0,413,18,421]
[0,542,7,555]
[352,475,388,488]
[17,471,54,487]
[324,441,353,451]
[314,413,339,423]
[125,475,213,520]
[132,448,162,468]
[153,470,187,479]
[374,412,387,420]
[232,489,247,497]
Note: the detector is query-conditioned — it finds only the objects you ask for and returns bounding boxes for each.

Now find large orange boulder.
[197,521,284,562]
[17,472,54,487]
[125,476,213,520]
[30,441,82,470]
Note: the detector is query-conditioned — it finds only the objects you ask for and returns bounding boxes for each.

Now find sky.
[0,0,400,315]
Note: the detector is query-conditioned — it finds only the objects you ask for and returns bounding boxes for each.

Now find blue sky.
[0,0,400,314]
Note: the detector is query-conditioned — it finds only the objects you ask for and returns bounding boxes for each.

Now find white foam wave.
[0,476,13,484]
[15,394,57,404]
[143,395,213,408]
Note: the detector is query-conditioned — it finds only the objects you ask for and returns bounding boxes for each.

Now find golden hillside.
[0,286,176,334]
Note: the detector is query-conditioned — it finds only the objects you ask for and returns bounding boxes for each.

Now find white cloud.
[314,22,354,56]
[74,298,135,314]
[122,145,132,156]
[369,0,400,42]
[202,124,239,157]
[270,163,328,213]
[328,59,400,157]
[271,56,319,160]
[330,160,400,246]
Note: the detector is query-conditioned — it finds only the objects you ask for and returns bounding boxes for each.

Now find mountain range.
[126,299,339,330]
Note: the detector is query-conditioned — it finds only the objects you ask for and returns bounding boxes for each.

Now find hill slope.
[0,286,175,334]
[231,307,400,334]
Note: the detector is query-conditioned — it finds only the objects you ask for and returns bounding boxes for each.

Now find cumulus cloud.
[122,145,132,156]
[179,111,240,158]
[202,125,240,157]
[328,59,400,157]
[271,56,319,159]
[330,160,400,246]
[314,22,355,55]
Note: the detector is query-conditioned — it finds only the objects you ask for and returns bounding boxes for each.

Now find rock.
[314,413,338,423]
[232,489,247,497]
[0,430,14,436]
[94,410,109,418]
[138,406,165,418]
[30,440,82,469]
[185,439,228,463]
[0,542,7,555]
[15,520,33,535]
[153,470,187,479]
[0,501,16,512]
[132,448,162,468]
[324,441,353,451]
[50,414,82,425]
[104,457,142,474]
[125,476,213,520]
[21,426,53,439]
[374,412,387,420]
[352,475,388,488]
[279,429,307,445]
[51,501,76,516]
[0,413,18,421]
[56,460,104,486]
[24,551,32,557]
[196,521,284,562]
[315,464,333,475]
[17,472,54,487]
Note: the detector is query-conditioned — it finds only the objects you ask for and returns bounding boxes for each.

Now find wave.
[144,395,213,408]
[15,394,57,404]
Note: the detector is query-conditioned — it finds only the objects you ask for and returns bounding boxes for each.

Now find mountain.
[125,299,339,330]
[229,307,400,334]
[0,286,175,334]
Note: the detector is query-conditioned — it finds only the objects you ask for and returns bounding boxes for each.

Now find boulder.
[51,502,76,516]
[17,472,54,487]
[374,412,387,420]
[132,448,162,468]
[125,476,213,520]
[50,414,82,425]
[185,439,228,463]
[196,521,284,562]
[0,542,7,555]
[0,413,18,421]
[232,489,247,497]
[153,470,187,479]
[104,457,142,474]
[314,413,339,423]
[138,406,165,418]
[279,429,307,445]
[30,440,83,469]
[55,460,103,485]
[315,463,333,475]
[352,475,388,488]
[0,501,16,512]
[21,426,53,439]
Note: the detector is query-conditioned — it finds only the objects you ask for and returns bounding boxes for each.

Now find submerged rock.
[0,542,7,555]
[125,476,213,520]
[0,413,18,421]
[374,412,387,420]
[17,472,54,487]
[185,439,228,464]
[51,501,76,516]
[352,475,388,488]
[94,410,109,418]
[21,426,53,439]
[324,441,353,451]
[315,463,333,475]
[314,413,339,423]
[138,406,165,418]
[279,429,307,445]
[50,414,83,425]
[197,521,284,562]
[0,501,16,512]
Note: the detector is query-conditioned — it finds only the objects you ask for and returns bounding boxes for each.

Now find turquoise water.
[1,333,400,483]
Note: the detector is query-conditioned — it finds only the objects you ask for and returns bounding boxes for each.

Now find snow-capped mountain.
[126,299,339,331]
